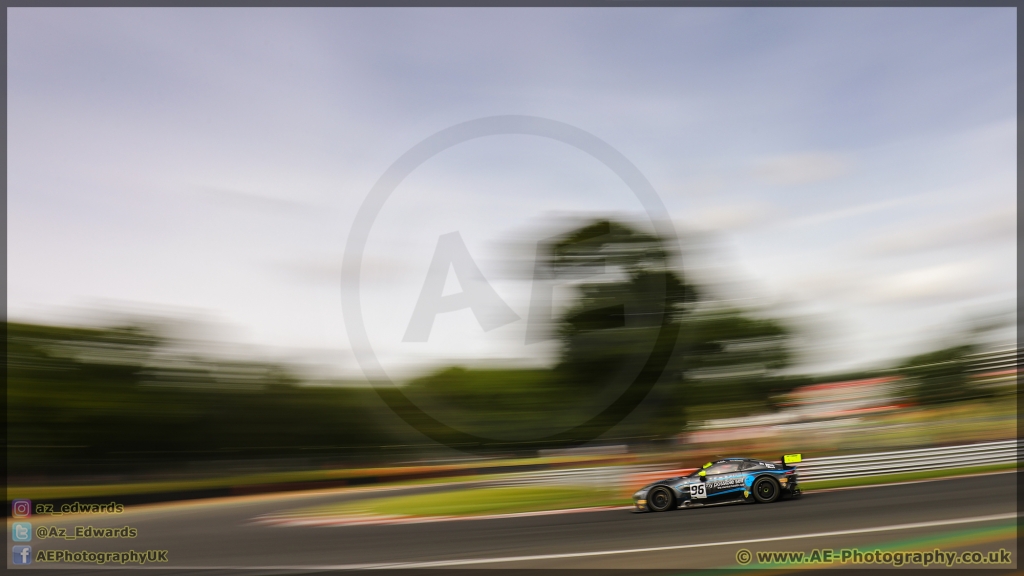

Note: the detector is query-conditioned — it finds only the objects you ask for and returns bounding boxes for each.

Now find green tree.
[676,307,795,408]
[547,220,696,442]
[899,345,980,405]
[542,220,798,440]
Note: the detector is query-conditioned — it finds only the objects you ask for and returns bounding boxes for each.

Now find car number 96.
[689,484,707,499]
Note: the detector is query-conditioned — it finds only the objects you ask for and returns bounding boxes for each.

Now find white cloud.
[783,195,923,228]
[753,152,851,187]
[200,186,320,214]
[678,202,777,233]
[861,260,991,305]
[863,208,1016,256]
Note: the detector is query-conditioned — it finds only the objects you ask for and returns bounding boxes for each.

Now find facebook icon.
[12,545,32,565]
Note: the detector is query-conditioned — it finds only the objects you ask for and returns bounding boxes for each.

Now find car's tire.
[752,477,780,503]
[647,486,675,512]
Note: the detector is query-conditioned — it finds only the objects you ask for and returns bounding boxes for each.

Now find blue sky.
[7,8,1016,377]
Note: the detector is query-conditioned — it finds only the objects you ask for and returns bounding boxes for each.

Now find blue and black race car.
[633,454,802,512]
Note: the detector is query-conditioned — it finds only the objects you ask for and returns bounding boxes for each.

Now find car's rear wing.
[780,453,802,469]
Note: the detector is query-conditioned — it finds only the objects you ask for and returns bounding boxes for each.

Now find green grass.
[7,472,494,502]
[801,461,1018,491]
[6,455,623,501]
[7,468,438,501]
[288,464,1019,519]
[295,485,629,518]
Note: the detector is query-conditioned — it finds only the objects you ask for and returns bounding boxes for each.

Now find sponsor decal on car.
[708,474,745,490]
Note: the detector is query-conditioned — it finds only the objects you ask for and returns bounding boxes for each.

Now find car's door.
[702,461,746,501]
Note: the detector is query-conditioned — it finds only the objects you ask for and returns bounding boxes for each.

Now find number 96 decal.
[689,484,707,499]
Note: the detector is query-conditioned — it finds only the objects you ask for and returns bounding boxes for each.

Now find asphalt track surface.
[9,471,1018,572]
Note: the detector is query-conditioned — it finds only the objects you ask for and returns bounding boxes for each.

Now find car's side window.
[703,462,723,475]
[706,461,742,475]
[739,460,761,471]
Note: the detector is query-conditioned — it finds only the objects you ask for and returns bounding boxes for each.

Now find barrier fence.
[793,439,1019,481]
[498,439,1019,488]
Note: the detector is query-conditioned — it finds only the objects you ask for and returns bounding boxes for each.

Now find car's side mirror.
[699,470,707,482]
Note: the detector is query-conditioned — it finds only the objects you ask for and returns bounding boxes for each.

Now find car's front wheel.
[647,486,675,512]
[752,477,780,503]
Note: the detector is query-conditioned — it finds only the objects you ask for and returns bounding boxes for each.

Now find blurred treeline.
[7,321,404,476]
[6,219,1004,478]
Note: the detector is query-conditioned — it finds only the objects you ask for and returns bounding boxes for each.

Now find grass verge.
[6,453,630,498]
[294,485,629,518]
[6,455,626,501]
[289,464,1020,519]
[10,457,1016,510]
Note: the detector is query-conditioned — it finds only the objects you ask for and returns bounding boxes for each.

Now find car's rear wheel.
[647,486,675,512]
[753,477,780,503]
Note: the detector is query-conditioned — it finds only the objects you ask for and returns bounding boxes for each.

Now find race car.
[633,454,802,512]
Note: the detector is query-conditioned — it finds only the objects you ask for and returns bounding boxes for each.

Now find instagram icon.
[12,499,31,518]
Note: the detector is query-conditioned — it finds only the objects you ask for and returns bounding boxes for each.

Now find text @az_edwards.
[34,525,137,539]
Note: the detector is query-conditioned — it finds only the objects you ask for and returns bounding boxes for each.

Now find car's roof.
[710,457,779,464]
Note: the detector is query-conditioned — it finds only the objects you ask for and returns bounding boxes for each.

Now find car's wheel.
[647,486,675,512]
[752,477,780,503]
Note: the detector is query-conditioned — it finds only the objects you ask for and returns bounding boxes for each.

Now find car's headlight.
[633,489,648,498]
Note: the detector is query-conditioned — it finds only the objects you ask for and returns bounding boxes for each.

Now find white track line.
[151,512,1017,570]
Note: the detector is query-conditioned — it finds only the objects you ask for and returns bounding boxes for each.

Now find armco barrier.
[794,439,1019,481]
[496,466,646,488]
[500,439,1019,488]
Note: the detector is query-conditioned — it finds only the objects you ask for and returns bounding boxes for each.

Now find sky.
[7,8,1017,379]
